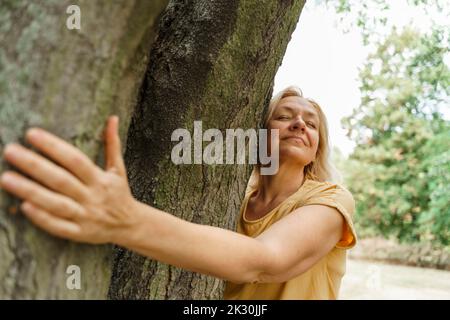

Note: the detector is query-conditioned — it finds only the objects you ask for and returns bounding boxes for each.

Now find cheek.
[267,121,284,131]
[266,122,285,144]
[309,132,320,153]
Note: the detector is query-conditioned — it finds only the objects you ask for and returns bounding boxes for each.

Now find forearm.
[115,200,272,284]
[0,121,273,284]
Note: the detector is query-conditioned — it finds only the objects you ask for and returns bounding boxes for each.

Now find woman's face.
[267,96,320,167]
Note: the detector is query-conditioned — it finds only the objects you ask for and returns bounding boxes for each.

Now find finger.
[104,116,126,177]
[0,171,85,221]
[25,128,100,184]
[21,201,81,241]
[3,143,88,201]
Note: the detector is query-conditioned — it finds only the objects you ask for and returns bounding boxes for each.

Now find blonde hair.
[251,85,341,188]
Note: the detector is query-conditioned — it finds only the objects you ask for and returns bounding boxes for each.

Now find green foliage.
[320,0,448,45]
[418,129,450,244]
[339,23,450,245]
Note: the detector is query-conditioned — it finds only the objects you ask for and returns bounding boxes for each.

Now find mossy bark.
[0,0,306,300]
[0,0,168,299]
[109,0,306,300]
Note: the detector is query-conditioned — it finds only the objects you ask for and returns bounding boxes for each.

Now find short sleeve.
[302,183,357,249]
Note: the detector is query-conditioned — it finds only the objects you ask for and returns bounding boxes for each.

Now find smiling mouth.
[284,136,307,146]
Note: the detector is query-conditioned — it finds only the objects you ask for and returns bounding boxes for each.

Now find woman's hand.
[0,116,138,244]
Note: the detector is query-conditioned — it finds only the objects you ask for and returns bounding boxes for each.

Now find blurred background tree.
[323,0,449,246]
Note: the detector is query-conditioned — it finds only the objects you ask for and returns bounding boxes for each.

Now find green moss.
[0,0,168,299]
[0,1,63,145]
[194,0,305,129]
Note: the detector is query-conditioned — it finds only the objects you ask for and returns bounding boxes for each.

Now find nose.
[289,116,306,132]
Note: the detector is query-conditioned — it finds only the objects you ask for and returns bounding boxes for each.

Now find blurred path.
[340,258,450,300]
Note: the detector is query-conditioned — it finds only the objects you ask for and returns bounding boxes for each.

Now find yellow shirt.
[223,179,357,300]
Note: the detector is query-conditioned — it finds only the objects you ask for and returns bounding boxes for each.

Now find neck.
[256,160,306,205]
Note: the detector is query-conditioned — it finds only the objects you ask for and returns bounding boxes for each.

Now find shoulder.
[299,180,357,249]
[300,180,355,216]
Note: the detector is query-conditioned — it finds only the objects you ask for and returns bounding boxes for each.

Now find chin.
[279,147,312,166]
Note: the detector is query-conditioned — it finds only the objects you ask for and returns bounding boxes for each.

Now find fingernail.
[26,128,41,141]
[3,144,19,158]
[0,173,17,187]
[21,202,32,212]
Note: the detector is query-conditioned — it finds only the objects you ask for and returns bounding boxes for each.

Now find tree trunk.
[0,0,168,299]
[109,0,306,300]
[1,0,306,300]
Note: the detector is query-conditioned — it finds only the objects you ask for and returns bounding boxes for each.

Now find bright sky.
[274,4,366,156]
[273,0,448,156]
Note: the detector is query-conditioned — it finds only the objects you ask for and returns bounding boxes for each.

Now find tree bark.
[0,0,168,299]
[0,0,306,300]
[109,0,306,300]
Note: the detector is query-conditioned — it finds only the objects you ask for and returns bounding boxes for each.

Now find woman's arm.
[123,201,344,284]
[118,202,272,284]
[0,116,343,284]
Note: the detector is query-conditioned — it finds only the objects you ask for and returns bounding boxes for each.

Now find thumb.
[104,115,127,177]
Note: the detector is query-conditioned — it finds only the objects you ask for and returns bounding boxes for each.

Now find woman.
[0,85,356,300]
